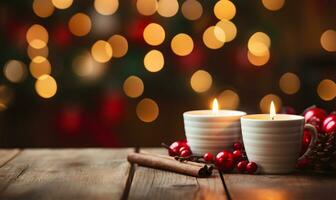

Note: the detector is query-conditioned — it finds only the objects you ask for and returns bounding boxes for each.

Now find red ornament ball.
[301,129,312,156]
[233,142,243,150]
[304,107,327,123]
[322,115,336,134]
[297,158,310,169]
[246,162,258,174]
[203,153,214,163]
[236,161,248,172]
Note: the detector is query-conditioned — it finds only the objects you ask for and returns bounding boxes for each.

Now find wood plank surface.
[0,148,134,200]
[223,174,336,200]
[0,149,20,167]
[128,148,227,200]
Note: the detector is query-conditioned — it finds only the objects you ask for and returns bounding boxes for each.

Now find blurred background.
[0,0,335,148]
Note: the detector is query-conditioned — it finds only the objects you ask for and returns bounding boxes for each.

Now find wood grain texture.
[0,149,20,167]
[128,148,227,200]
[223,174,336,200]
[0,148,133,200]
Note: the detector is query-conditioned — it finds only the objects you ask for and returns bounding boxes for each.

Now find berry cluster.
[163,141,258,174]
[296,106,336,170]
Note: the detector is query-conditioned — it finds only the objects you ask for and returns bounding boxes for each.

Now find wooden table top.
[0,148,335,200]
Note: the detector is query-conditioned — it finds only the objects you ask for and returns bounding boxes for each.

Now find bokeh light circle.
[35,74,57,98]
[203,26,225,49]
[157,0,179,18]
[68,13,92,37]
[260,94,282,113]
[94,0,119,15]
[279,72,300,95]
[143,23,165,46]
[144,50,164,72]
[27,45,49,60]
[29,56,52,78]
[26,24,49,49]
[218,89,240,109]
[136,98,159,122]
[181,0,203,21]
[247,50,270,66]
[52,0,73,9]
[214,0,236,20]
[215,19,237,42]
[317,79,336,101]
[33,0,55,18]
[171,33,194,56]
[123,76,144,98]
[190,70,212,93]
[3,60,28,83]
[91,40,113,63]
[108,35,128,58]
[262,0,285,11]
[320,29,336,52]
[136,0,158,16]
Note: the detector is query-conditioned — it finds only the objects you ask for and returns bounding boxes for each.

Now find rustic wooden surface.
[0,148,336,200]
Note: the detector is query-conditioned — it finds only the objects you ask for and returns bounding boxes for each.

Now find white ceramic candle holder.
[241,114,317,174]
[183,110,246,155]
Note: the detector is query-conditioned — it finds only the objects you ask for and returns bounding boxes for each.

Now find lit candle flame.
[270,101,276,120]
[212,98,219,113]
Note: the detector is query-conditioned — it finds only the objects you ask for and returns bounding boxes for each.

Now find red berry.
[216,150,230,161]
[297,158,310,169]
[233,142,243,150]
[168,140,187,156]
[232,150,242,161]
[180,149,191,157]
[300,129,311,156]
[236,161,248,172]
[222,159,235,171]
[203,153,214,163]
[322,115,336,134]
[215,157,225,169]
[246,162,258,174]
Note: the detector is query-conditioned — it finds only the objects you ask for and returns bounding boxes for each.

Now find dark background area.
[0,0,335,148]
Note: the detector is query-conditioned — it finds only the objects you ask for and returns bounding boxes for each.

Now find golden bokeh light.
[26,24,49,49]
[171,33,194,56]
[214,0,236,20]
[248,32,271,56]
[279,72,300,95]
[144,50,164,72]
[94,0,119,15]
[317,79,336,101]
[157,0,179,18]
[33,0,55,18]
[262,0,285,11]
[68,13,92,37]
[3,60,28,83]
[27,45,49,60]
[260,94,282,113]
[0,85,14,111]
[218,89,240,109]
[51,0,73,9]
[123,76,144,98]
[181,0,203,21]
[143,23,165,46]
[72,51,106,79]
[108,35,128,58]
[91,40,113,63]
[29,56,52,79]
[203,26,225,49]
[35,75,57,98]
[136,0,158,16]
[136,98,159,122]
[190,70,212,93]
[215,19,237,42]
[320,29,336,52]
[247,50,270,66]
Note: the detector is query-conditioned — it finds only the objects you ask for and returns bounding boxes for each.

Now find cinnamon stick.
[127,152,213,177]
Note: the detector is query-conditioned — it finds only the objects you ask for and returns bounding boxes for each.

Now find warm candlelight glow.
[212,98,219,113]
[270,101,276,120]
